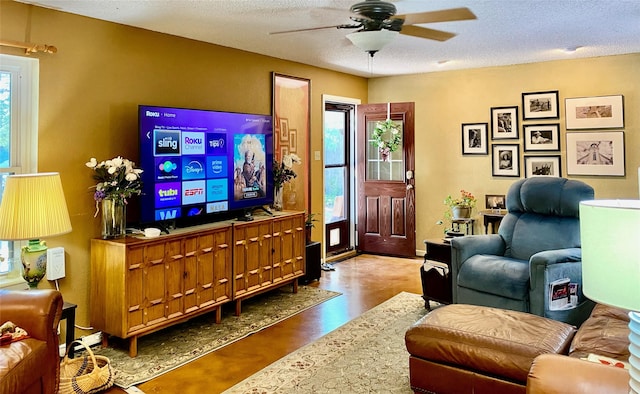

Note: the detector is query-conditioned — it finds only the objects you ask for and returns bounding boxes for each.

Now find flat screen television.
[138,105,274,227]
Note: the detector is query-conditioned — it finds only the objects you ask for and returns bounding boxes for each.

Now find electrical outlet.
[46,247,65,280]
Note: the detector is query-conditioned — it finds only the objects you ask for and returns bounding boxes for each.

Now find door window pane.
[324,111,346,166]
[366,119,404,181]
[324,167,345,224]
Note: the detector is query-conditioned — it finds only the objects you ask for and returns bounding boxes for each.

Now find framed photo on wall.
[565,95,624,129]
[491,106,519,139]
[566,131,625,176]
[523,124,560,152]
[524,155,562,178]
[492,144,520,177]
[522,90,559,120]
[461,123,488,155]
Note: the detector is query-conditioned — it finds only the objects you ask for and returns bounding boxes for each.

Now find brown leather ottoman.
[405,304,577,394]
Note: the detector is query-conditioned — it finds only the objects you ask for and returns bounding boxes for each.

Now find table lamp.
[580,199,640,394]
[0,172,72,288]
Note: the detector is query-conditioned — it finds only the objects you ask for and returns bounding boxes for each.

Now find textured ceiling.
[19,0,640,77]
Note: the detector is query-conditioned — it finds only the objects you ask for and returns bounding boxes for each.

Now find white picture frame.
[565,95,624,129]
[566,131,625,176]
[523,124,560,152]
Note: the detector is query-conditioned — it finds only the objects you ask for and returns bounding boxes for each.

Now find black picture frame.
[492,144,520,177]
[522,90,559,120]
[524,155,562,178]
[491,106,519,139]
[461,123,488,155]
[523,123,560,152]
[485,194,506,210]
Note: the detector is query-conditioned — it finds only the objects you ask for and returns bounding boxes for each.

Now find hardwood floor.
[105,254,423,393]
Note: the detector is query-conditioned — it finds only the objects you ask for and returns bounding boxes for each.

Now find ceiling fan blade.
[396,7,477,26]
[270,24,357,35]
[400,25,456,42]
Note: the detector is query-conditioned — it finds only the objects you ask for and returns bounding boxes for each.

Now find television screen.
[138,105,273,226]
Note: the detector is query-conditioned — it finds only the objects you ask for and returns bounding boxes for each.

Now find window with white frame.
[0,54,39,286]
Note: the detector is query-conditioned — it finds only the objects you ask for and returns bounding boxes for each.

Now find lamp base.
[629,311,640,393]
[21,239,47,289]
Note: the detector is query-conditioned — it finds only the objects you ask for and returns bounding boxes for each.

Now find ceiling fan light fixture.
[346,30,399,56]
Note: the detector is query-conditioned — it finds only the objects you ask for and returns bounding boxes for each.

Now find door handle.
[406,184,414,190]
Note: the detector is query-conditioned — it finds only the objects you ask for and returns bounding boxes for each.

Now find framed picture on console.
[492,144,520,177]
[566,131,625,176]
[491,106,519,139]
[485,194,506,210]
[523,124,560,152]
[461,123,488,155]
[522,90,559,120]
[524,155,562,178]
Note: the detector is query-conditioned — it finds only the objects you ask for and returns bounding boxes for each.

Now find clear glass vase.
[101,199,126,239]
[273,186,283,211]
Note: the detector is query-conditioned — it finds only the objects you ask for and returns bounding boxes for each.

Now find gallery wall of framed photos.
[460,90,625,179]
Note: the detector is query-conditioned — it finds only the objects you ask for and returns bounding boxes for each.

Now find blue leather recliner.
[450,177,595,326]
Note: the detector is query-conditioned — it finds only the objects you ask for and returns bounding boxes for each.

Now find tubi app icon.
[155,182,181,208]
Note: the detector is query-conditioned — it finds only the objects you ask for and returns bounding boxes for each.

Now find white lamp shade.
[580,199,640,311]
[0,172,72,240]
[346,30,399,53]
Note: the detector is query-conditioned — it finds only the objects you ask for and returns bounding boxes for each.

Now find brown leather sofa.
[527,303,631,394]
[405,303,631,394]
[0,289,64,394]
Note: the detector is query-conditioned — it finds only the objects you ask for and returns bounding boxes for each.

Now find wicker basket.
[59,339,114,394]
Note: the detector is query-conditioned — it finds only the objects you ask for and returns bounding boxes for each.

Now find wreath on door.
[371,119,402,160]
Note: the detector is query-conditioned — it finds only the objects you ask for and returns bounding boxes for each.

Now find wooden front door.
[356,102,416,257]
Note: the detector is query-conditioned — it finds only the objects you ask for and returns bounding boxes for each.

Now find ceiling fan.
[270,0,477,56]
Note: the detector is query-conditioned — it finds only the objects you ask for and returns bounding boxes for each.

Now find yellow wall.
[1,2,368,332]
[2,2,639,334]
[369,54,640,245]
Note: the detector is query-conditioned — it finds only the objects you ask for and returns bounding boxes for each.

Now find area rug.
[223,291,429,393]
[91,286,341,388]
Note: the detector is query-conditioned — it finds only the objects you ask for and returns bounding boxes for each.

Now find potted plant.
[444,189,477,219]
[304,212,318,244]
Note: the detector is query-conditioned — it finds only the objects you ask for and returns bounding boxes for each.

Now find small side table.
[481,210,506,234]
[61,301,77,358]
[421,239,453,310]
[451,218,474,235]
